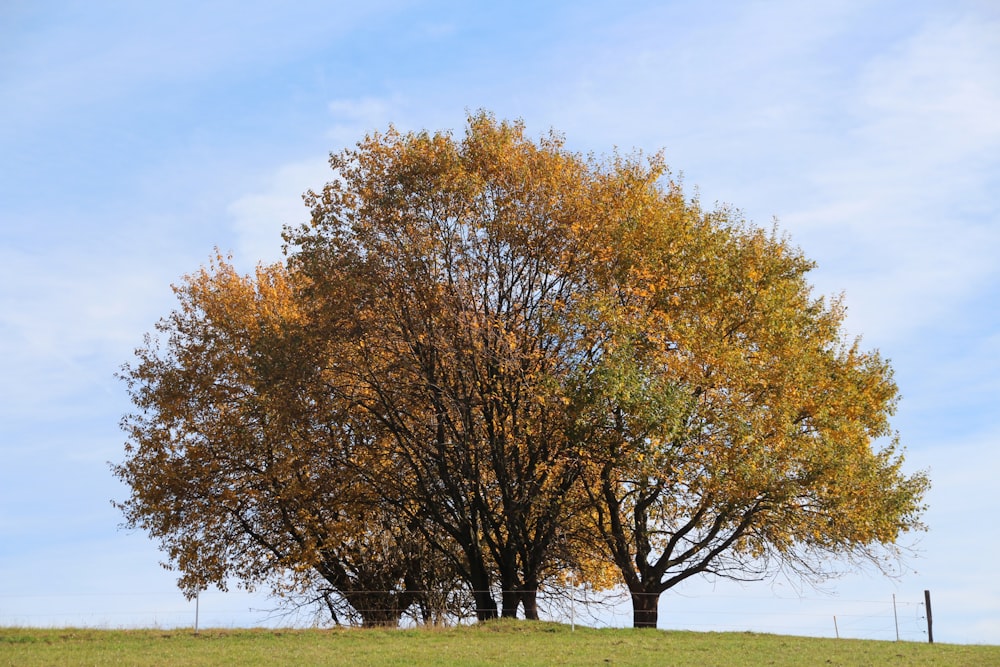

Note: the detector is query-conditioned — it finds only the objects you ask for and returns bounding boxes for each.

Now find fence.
[0,588,932,642]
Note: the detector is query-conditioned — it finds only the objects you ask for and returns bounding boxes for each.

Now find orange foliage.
[115,113,928,629]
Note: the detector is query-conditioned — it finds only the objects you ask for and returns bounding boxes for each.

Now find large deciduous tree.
[287,116,608,620]
[115,112,927,629]
[113,258,457,627]
[562,182,929,627]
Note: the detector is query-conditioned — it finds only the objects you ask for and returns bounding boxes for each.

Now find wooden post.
[893,594,900,641]
[569,573,575,632]
[833,615,839,639]
[924,590,933,644]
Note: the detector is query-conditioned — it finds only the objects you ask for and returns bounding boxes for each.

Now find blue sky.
[2,0,998,642]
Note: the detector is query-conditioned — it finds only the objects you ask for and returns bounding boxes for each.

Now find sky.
[1,0,998,643]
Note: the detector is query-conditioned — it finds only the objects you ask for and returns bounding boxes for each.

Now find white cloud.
[516,5,999,345]
[855,16,1000,165]
[0,244,172,422]
[4,0,998,642]
[227,159,330,268]
[0,1,404,134]
[326,94,413,147]
[769,14,1000,344]
[227,95,422,269]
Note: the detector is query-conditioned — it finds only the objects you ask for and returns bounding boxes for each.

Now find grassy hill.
[2,620,997,666]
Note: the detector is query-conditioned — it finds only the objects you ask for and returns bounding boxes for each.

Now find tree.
[561,167,929,627]
[113,257,456,627]
[115,112,927,629]
[287,115,612,620]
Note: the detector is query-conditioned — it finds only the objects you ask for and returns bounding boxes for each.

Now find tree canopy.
[114,112,928,628]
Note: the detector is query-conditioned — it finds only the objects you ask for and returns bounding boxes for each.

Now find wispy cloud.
[227,159,329,268]
[226,94,417,268]
[520,3,999,345]
[0,1,405,134]
[326,95,414,146]
[0,245,165,421]
[782,13,1000,342]
[2,0,998,641]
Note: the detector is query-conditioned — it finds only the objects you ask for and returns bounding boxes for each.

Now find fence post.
[924,590,933,644]
[569,573,575,632]
[893,594,899,641]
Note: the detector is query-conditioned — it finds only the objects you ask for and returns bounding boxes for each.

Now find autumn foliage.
[114,112,928,628]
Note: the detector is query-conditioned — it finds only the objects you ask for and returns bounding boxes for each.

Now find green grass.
[2,620,998,666]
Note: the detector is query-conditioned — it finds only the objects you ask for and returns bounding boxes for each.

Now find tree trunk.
[351,591,405,628]
[359,607,403,628]
[501,589,520,618]
[631,590,660,629]
[465,547,498,621]
[499,559,520,618]
[521,589,539,620]
[474,588,499,621]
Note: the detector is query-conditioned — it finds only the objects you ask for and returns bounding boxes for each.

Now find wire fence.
[0,588,932,641]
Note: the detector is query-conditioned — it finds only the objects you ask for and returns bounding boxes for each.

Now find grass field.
[2,620,998,666]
